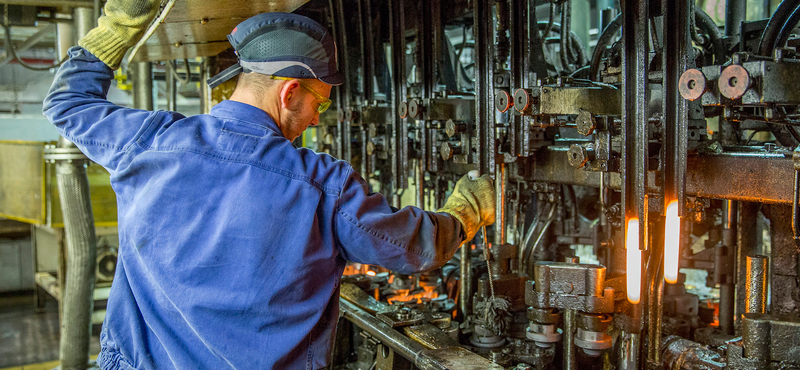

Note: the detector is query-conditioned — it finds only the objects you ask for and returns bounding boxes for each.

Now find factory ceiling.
[129,0,310,63]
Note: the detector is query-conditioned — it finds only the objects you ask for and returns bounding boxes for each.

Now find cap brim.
[319,71,344,86]
[208,64,243,89]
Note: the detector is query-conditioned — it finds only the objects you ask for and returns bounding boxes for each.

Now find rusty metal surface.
[686,152,794,204]
[742,313,800,364]
[538,86,621,115]
[660,336,726,370]
[0,142,45,224]
[745,255,769,314]
[679,68,707,101]
[529,146,622,188]
[340,283,390,315]
[718,64,750,100]
[416,347,502,370]
[131,0,310,62]
[403,323,460,350]
[525,262,615,313]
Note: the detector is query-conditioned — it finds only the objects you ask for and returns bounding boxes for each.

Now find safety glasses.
[270,76,332,114]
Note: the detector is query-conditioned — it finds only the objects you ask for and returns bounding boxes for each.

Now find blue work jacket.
[43,47,464,369]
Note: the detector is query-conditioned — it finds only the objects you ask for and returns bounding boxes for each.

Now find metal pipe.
[618,332,640,370]
[132,62,154,111]
[495,163,506,246]
[474,0,495,176]
[720,283,736,335]
[55,8,98,369]
[56,21,75,60]
[340,298,424,361]
[200,58,210,114]
[736,202,761,320]
[559,1,572,72]
[0,24,56,67]
[93,0,100,27]
[720,200,738,335]
[563,309,576,370]
[745,255,769,314]
[725,0,746,37]
[55,155,98,370]
[416,159,424,208]
[166,61,177,112]
[73,8,94,41]
[757,0,800,56]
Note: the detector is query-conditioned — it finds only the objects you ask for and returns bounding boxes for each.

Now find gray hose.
[56,150,98,370]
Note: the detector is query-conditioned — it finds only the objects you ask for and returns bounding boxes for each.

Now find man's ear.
[279,79,300,109]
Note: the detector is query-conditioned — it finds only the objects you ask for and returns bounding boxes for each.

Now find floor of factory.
[0,290,100,369]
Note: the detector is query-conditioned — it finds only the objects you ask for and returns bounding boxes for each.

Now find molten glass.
[664,200,680,284]
[626,218,641,304]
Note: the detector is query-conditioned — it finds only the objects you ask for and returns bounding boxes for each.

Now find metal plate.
[0,141,45,224]
[131,0,310,62]
[539,87,621,115]
[718,64,750,100]
[678,68,707,101]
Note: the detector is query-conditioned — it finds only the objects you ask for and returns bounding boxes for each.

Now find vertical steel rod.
[495,163,507,246]
[563,308,576,370]
[132,62,154,111]
[720,200,738,335]
[474,0,495,177]
[745,255,769,314]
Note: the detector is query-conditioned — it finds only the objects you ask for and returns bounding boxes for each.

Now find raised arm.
[42,0,164,172]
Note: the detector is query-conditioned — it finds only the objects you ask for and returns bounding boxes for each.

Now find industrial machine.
[300,0,800,368]
[7,0,800,368]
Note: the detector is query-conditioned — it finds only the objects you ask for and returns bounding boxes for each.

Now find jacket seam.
[129,110,162,151]
[131,145,340,195]
[336,208,443,262]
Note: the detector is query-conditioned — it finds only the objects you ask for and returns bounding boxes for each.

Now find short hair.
[235,72,281,101]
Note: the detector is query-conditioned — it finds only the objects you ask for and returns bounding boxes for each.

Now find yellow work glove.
[438,171,496,242]
[79,0,162,69]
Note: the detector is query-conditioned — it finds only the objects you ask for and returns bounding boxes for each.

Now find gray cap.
[208,12,343,89]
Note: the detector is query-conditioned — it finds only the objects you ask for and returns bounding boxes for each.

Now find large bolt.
[567,144,594,168]
[576,110,596,136]
[445,119,466,138]
[440,142,462,161]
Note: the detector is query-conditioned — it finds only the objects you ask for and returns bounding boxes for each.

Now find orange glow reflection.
[626,218,641,304]
[387,286,439,305]
[664,200,680,284]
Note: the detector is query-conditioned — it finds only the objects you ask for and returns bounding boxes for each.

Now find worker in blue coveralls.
[44,0,495,369]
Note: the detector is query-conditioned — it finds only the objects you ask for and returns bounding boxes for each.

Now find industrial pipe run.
[24,0,800,368]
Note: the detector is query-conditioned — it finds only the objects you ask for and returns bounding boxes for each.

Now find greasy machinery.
[285,0,800,369]
[13,0,800,368]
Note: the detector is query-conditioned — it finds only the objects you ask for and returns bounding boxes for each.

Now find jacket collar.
[209,100,282,134]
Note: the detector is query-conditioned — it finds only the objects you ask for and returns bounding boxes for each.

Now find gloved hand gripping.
[79,0,162,69]
[437,171,496,242]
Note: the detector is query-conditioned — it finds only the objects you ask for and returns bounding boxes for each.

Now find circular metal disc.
[718,65,750,100]
[513,88,531,113]
[495,90,512,113]
[678,68,707,101]
[398,101,408,119]
[408,100,420,118]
